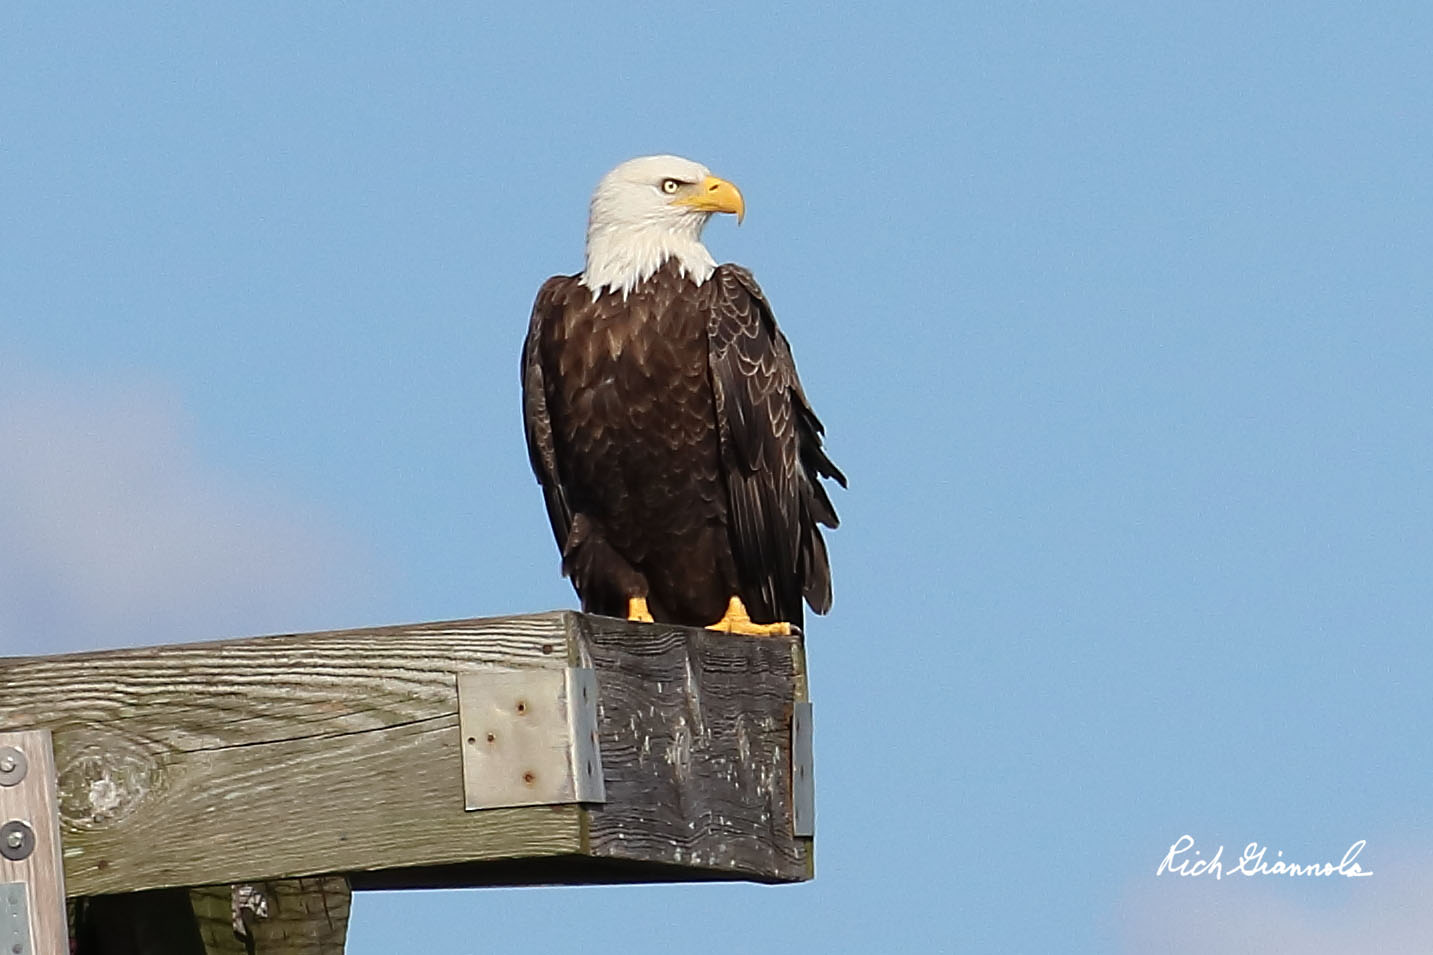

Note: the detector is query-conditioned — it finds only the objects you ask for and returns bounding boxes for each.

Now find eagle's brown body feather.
[522,258,843,628]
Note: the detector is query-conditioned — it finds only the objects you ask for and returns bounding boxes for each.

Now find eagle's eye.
[660,178,681,195]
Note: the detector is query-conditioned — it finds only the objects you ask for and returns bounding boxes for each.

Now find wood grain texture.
[573,615,812,882]
[190,878,349,954]
[0,610,812,903]
[0,615,580,896]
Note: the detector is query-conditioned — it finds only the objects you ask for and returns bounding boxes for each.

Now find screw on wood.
[0,821,34,861]
[0,747,26,786]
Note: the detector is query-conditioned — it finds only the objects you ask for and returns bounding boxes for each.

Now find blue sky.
[3,2,1432,951]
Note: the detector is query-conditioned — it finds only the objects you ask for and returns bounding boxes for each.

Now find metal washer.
[0,748,26,788]
[0,822,34,862]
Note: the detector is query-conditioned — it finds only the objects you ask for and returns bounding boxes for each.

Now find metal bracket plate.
[791,701,814,837]
[457,667,606,810]
[1,883,29,954]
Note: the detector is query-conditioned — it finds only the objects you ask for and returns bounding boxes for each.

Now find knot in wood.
[56,737,158,830]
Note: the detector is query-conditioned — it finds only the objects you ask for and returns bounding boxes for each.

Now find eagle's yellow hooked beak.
[673,175,745,224]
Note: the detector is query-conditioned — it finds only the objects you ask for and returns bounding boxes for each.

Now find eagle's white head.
[579,154,745,298]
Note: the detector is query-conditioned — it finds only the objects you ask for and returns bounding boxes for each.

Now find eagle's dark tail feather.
[795,393,844,614]
[801,514,834,615]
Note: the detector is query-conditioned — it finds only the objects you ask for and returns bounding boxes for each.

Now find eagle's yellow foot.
[707,596,792,637]
[626,596,655,623]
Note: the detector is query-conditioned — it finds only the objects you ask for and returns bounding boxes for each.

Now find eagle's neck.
[580,224,716,300]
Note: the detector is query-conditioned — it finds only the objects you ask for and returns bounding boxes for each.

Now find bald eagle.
[521,155,844,635]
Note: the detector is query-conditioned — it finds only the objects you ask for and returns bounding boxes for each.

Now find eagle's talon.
[707,596,793,637]
[627,596,655,624]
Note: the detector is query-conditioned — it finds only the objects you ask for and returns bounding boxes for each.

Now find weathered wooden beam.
[0,611,811,904]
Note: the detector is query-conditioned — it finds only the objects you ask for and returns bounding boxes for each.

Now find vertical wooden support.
[189,879,351,954]
[0,730,68,955]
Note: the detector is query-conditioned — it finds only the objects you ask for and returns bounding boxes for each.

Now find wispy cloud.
[1119,842,1433,954]
[0,361,383,656]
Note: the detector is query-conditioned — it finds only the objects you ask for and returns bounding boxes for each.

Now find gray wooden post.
[0,729,69,955]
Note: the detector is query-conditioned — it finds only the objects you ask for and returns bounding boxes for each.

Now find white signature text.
[1156,834,1372,880]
